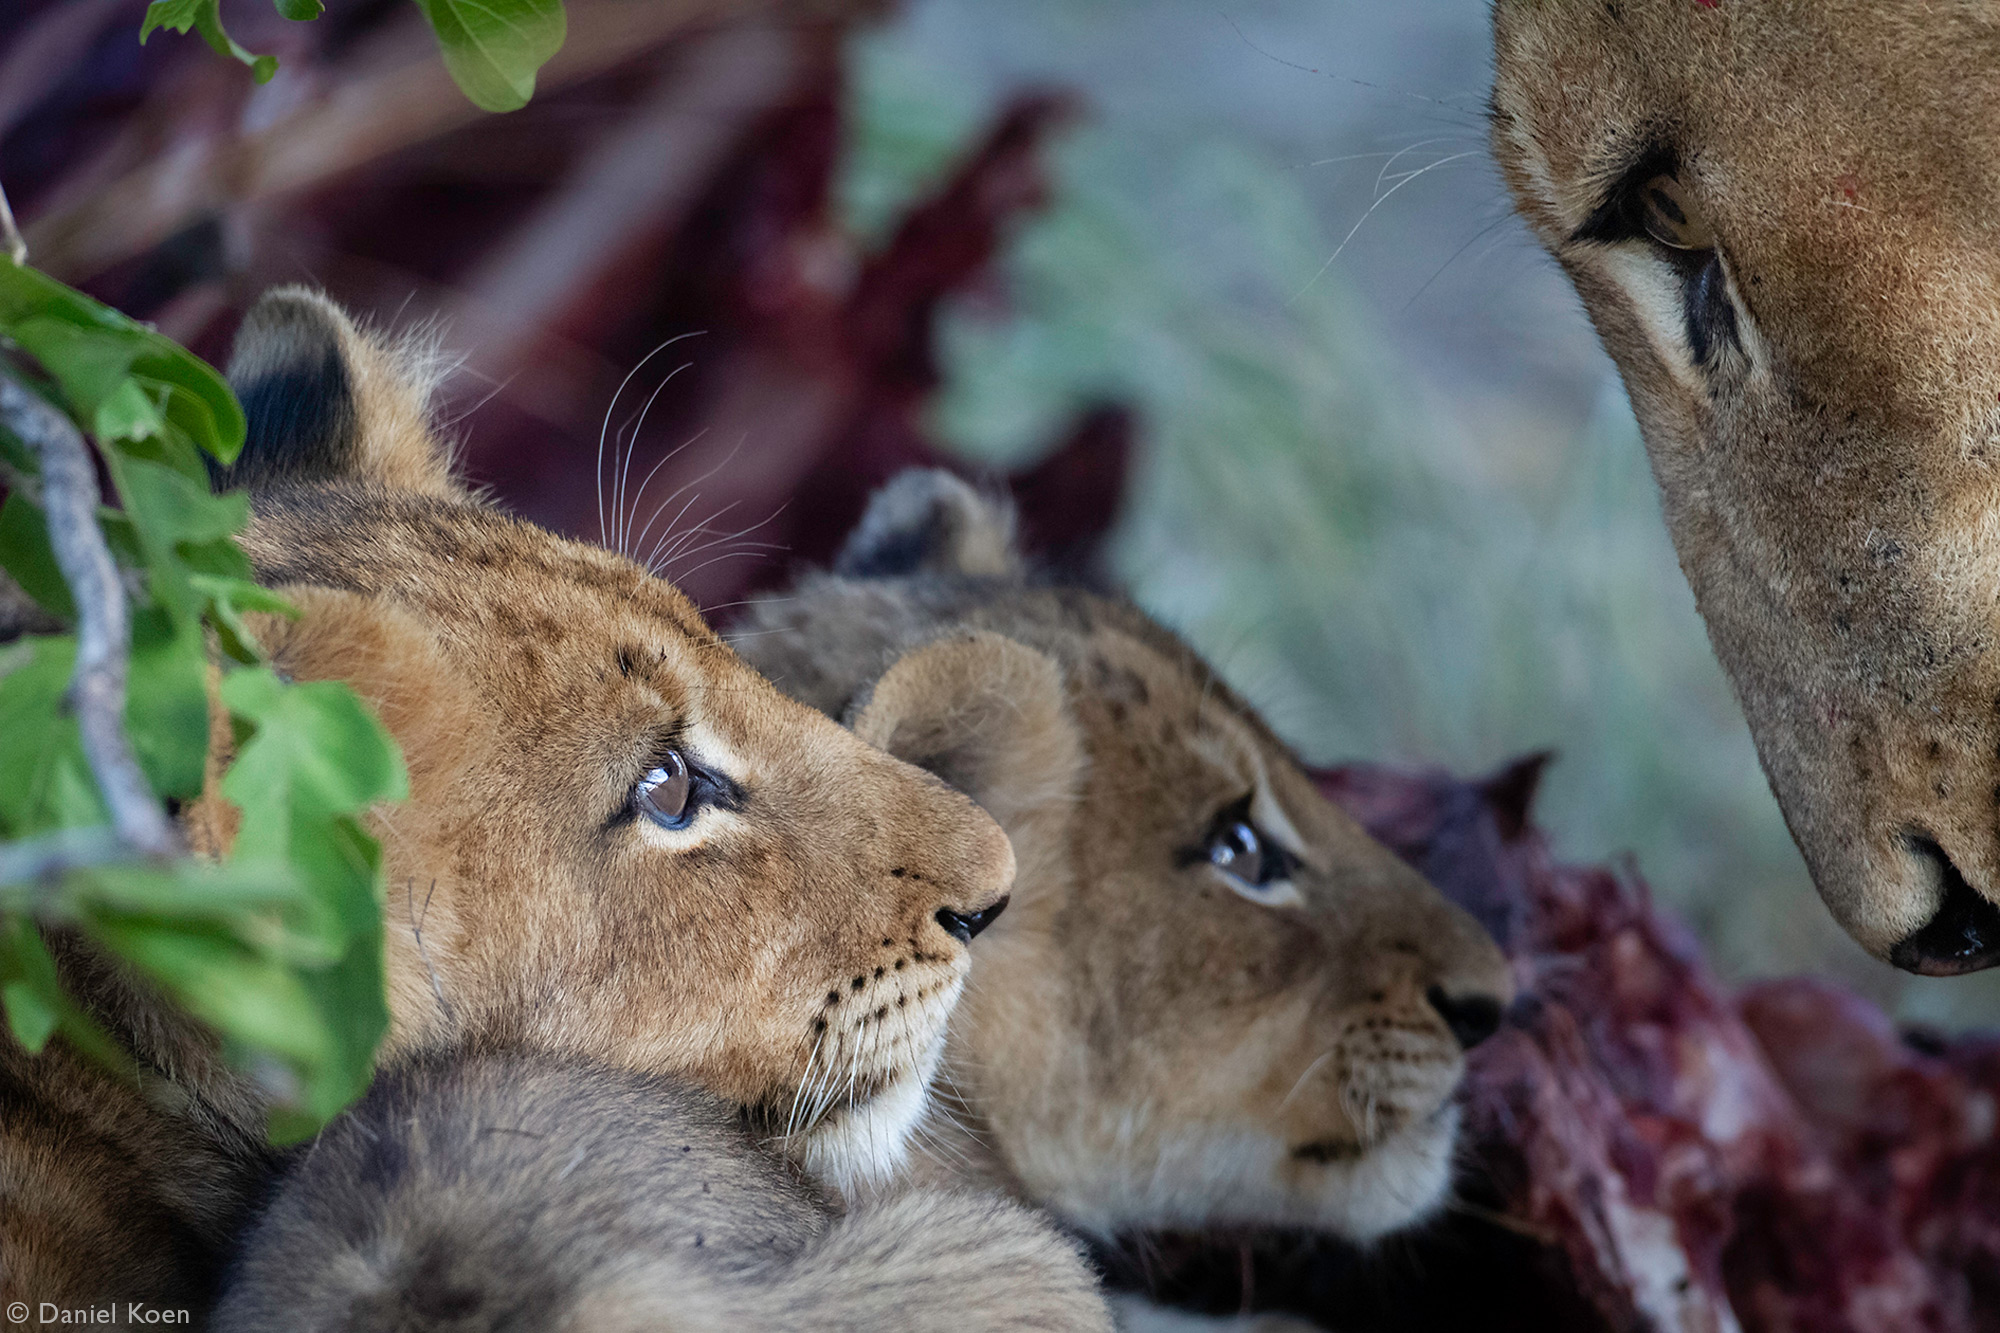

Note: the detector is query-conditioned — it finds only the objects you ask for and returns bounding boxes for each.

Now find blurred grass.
[837,17,2000,1027]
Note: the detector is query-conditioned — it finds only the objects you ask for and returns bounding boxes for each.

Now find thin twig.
[0,367,177,859]
[0,178,24,265]
[0,827,131,904]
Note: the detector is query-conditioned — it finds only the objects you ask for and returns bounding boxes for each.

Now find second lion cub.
[736,471,1513,1242]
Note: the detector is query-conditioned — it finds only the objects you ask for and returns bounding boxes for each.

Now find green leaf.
[219,669,404,1125]
[88,916,330,1063]
[94,378,167,444]
[0,259,406,1141]
[189,573,297,663]
[291,919,388,1126]
[140,0,279,83]
[221,670,409,841]
[0,491,76,621]
[110,455,253,626]
[7,314,143,416]
[2,979,58,1051]
[79,859,305,918]
[0,917,127,1069]
[128,357,245,465]
[412,0,566,113]
[273,0,323,17]
[0,621,210,830]
[0,928,65,1054]
[0,636,104,837]
[125,611,212,801]
[120,457,250,549]
[0,263,244,464]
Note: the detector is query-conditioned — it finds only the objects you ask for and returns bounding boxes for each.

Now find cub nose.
[1888,835,2000,976]
[1425,984,1504,1051]
[935,897,1009,944]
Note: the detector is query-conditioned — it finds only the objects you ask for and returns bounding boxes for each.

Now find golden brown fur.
[1,293,1017,1322]
[1489,0,2000,972]
[735,472,1514,1241]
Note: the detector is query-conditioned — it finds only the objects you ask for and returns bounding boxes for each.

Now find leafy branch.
[0,373,177,860]
[0,246,406,1141]
[141,0,569,112]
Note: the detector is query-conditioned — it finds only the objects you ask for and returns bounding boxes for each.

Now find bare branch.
[0,368,177,858]
[0,827,133,907]
[26,0,768,282]
[0,179,24,265]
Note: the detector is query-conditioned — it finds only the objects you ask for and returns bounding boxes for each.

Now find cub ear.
[848,631,1083,845]
[214,287,459,499]
[834,469,1022,581]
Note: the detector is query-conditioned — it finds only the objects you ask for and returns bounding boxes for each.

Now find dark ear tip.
[217,288,360,493]
[1479,750,1553,842]
[226,287,353,386]
[834,468,1021,581]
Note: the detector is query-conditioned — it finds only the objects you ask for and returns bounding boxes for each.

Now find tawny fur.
[215,1049,1110,1333]
[733,472,1514,1242]
[1488,0,2000,968]
[1,292,1018,1321]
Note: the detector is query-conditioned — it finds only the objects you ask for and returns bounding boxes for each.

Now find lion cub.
[0,295,1090,1324]
[735,472,1514,1243]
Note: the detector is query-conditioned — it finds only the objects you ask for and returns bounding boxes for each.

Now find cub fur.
[0,293,1015,1318]
[215,1048,1110,1333]
[734,471,1515,1241]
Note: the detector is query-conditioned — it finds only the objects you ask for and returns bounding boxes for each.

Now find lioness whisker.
[1293,150,1481,302]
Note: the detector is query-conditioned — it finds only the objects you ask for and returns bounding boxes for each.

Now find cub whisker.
[595,333,702,547]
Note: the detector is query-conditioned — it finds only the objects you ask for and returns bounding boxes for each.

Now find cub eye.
[1636,173,1712,251]
[1200,801,1301,907]
[1210,820,1272,886]
[635,751,694,829]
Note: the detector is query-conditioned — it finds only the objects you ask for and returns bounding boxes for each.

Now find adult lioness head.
[734,472,1513,1240]
[1489,1,2000,973]
[192,291,1015,1188]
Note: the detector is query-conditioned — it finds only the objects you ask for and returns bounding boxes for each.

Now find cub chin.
[733,470,1514,1245]
[215,1048,1111,1333]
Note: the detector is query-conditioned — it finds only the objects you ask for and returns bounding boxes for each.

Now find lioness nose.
[1425,985,1504,1051]
[1888,836,2000,976]
[935,897,1008,944]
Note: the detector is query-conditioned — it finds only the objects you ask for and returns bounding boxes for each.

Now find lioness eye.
[636,752,693,829]
[1637,173,1712,251]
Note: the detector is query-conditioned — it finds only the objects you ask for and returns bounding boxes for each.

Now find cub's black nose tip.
[1426,984,1504,1051]
[936,897,1009,944]
[1889,836,2000,976]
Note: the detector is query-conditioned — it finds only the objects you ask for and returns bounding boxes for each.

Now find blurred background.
[8,0,1995,1025]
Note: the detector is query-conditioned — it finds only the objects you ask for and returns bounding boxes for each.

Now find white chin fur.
[793,1036,944,1195]
[1044,1104,1460,1244]
[1307,1106,1459,1243]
